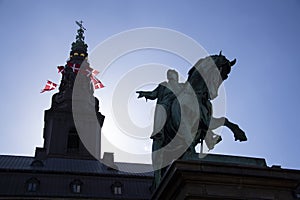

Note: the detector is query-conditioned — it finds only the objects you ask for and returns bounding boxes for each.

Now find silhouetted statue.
[137,52,247,191]
[137,69,184,190]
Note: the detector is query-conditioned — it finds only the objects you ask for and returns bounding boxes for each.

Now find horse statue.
[137,52,247,190]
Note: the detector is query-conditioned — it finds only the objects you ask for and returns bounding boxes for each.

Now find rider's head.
[167,69,179,82]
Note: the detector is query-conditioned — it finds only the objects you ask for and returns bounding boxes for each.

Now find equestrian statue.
[137,52,247,190]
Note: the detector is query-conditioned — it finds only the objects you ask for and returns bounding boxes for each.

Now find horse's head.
[210,51,236,81]
[187,51,236,99]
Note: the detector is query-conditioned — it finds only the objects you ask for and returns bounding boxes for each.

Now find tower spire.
[70,21,88,61]
[35,22,105,160]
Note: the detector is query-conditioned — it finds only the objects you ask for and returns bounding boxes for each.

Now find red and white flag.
[70,63,80,73]
[92,69,99,77]
[41,80,57,93]
[67,61,80,73]
[57,66,64,74]
[85,67,99,77]
[91,76,104,89]
[81,64,100,78]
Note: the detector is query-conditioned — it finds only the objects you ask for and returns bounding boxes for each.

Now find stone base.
[151,154,300,200]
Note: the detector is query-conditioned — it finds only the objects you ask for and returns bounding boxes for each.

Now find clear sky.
[0,0,299,169]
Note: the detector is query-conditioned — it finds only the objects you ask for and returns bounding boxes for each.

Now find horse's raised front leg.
[210,117,247,142]
[224,118,247,141]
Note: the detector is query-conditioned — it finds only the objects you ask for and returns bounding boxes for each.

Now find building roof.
[0,155,153,199]
[0,154,153,177]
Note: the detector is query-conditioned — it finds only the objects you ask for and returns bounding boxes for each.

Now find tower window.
[25,177,40,192]
[70,179,82,194]
[67,128,79,152]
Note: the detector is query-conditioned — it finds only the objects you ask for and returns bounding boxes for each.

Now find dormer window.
[70,179,83,194]
[111,182,123,195]
[30,159,44,167]
[25,177,40,192]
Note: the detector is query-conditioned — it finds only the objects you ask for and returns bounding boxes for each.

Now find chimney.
[102,152,118,170]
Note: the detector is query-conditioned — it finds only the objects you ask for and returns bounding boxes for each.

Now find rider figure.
[136,69,184,190]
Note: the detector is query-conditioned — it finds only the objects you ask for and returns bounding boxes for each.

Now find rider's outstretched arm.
[136,85,160,100]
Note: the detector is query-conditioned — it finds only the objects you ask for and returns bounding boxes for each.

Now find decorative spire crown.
[70,21,88,60]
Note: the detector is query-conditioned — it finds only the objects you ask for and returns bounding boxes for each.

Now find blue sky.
[0,0,299,169]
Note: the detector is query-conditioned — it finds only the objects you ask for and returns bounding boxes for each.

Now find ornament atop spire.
[75,20,86,41]
[70,20,88,61]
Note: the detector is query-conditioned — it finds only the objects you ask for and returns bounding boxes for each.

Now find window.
[25,177,40,192]
[72,184,81,193]
[67,128,79,152]
[114,186,122,195]
[111,182,123,195]
[294,184,300,199]
[30,159,44,167]
[70,179,82,194]
[28,182,37,192]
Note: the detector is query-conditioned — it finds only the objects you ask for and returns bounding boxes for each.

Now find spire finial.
[75,21,86,42]
[70,21,88,60]
[76,20,86,31]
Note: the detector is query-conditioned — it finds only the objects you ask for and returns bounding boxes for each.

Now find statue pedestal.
[151,154,300,200]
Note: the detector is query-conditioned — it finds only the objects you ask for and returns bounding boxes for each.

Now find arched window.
[25,177,40,192]
[111,181,123,195]
[70,179,83,194]
[67,128,79,152]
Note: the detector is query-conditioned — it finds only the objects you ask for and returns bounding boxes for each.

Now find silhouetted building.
[152,154,300,200]
[0,154,152,199]
[0,23,152,200]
